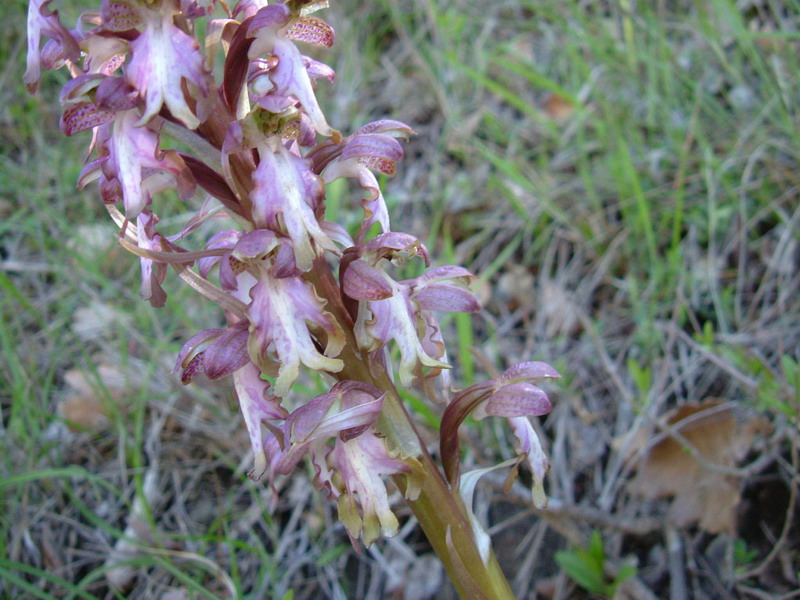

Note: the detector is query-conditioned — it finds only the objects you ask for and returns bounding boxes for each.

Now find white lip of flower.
[251,74,274,95]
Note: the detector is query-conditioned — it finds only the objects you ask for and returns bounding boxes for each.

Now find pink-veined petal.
[247,275,343,396]
[127,5,209,128]
[484,382,552,418]
[250,143,336,270]
[342,259,394,301]
[25,0,80,92]
[233,362,288,480]
[509,416,550,508]
[413,284,480,313]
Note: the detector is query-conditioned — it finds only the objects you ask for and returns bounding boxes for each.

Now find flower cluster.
[28,0,558,550]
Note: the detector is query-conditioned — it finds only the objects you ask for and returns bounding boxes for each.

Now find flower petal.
[342,259,394,301]
[25,0,80,92]
[413,284,480,313]
[499,361,561,385]
[286,16,334,47]
[246,275,343,396]
[250,143,336,270]
[233,362,288,480]
[127,5,209,128]
[484,382,552,418]
[509,417,550,508]
[329,432,414,546]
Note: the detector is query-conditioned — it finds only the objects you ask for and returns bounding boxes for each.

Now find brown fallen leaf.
[544,93,575,124]
[57,395,111,431]
[57,364,128,431]
[626,400,770,534]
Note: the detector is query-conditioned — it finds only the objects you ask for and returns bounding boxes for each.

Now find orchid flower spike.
[27,4,562,590]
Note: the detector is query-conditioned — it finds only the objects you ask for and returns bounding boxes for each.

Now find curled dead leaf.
[544,93,575,124]
[626,400,771,534]
[57,364,128,431]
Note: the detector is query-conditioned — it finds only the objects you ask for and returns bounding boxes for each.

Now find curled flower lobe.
[311,121,415,241]
[234,361,287,480]
[25,0,80,92]
[246,274,344,396]
[250,142,336,270]
[126,2,210,128]
[440,361,559,508]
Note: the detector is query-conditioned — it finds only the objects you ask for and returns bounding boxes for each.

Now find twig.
[660,324,760,391]
[736,430,799,582]
[666,527,687,600]
[484,472,664,536]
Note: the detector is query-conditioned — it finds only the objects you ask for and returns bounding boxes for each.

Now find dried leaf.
[627,400,770,534]
[58,395,110,430]
[544,93,575,123]
[58,364,128,431]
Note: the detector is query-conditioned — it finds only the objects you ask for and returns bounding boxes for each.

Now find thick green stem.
[305,259,516,600]
[403,460,515,600]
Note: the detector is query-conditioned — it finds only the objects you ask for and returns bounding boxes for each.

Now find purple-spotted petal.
[61,102,116,136]
[340,134,404,176]
[100,0,143,31]
[286,16,334,47]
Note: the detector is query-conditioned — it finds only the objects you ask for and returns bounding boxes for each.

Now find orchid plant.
[26,1,559,597]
